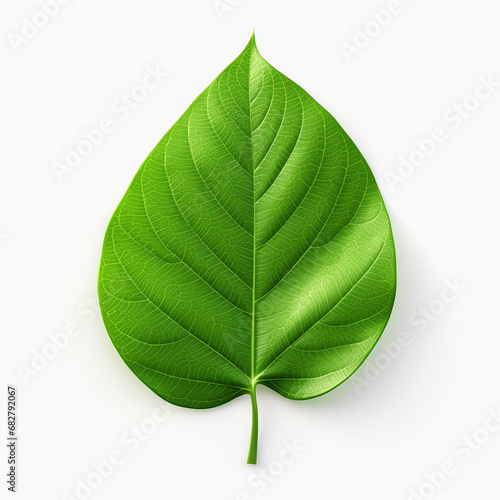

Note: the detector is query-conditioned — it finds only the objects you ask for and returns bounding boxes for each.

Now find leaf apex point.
[246,31,258,52]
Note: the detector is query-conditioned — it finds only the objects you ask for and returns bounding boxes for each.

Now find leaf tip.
[246,31,258,53]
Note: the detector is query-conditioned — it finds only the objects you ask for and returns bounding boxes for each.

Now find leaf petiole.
[247,384,259,464]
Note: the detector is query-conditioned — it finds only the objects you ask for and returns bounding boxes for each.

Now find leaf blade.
[98,34,396,454]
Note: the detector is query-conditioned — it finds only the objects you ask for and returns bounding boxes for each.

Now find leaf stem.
[247,385,259,464]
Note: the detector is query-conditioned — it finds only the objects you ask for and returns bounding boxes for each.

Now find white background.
[1,0,500,499]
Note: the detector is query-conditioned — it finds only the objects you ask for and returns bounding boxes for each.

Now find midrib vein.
[248,46,257,384]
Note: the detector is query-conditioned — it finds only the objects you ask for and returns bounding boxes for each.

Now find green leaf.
[98,34,396,464]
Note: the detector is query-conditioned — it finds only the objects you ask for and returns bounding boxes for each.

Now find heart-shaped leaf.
[98,34,396,464]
